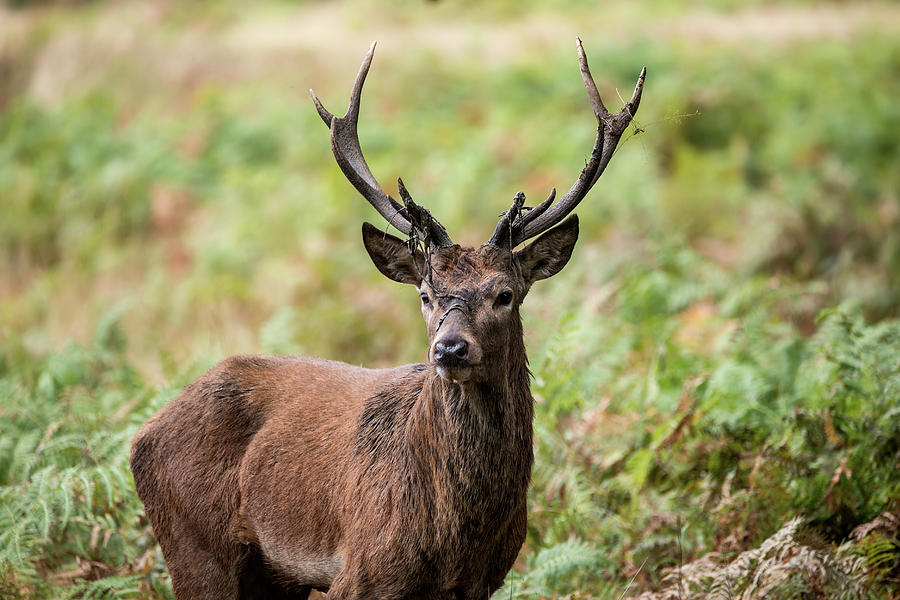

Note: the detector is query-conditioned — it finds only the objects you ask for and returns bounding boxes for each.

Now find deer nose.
[434,338,469,366]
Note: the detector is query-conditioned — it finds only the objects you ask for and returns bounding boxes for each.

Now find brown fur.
[131,220,579,599]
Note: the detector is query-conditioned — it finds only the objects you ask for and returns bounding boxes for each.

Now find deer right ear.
[362,222,423,285]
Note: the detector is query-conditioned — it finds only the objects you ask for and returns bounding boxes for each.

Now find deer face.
[363,216,579,383]
[313,40,643,382]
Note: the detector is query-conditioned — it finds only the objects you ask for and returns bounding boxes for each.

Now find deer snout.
[433,337,469,366]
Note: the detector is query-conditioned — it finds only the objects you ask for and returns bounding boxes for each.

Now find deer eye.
[495,290,513,307]
[420,293,431,306]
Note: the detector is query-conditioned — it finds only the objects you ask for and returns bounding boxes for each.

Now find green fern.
[499,539,608,599]
[0,322,173,599]
[61,575,143,600]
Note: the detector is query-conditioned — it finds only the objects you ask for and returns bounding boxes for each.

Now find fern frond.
[635,517,870,600]
[518,539,607,598]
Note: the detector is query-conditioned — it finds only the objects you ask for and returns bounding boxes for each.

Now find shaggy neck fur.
[349,314,534,566]
[412,315,533,544]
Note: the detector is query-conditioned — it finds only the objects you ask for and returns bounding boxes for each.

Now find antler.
[488,38,645,249]
[311,42,453,249]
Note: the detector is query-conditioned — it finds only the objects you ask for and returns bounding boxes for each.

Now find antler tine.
[587,63,645,189]
[310,43,453,248]
[487,188,556,248]
[488,38,645,248]
[487,192,527,248]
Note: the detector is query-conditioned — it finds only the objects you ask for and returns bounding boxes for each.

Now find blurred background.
[1,0,898,598]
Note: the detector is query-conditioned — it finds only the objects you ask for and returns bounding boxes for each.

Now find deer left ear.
[515,215,579,284]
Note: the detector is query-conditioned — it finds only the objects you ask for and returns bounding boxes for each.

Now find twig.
[618,556,649,600]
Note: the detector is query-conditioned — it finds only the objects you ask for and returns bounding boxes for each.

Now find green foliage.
[498,540,612,599]
[1,0,899,598]
[520,278,900,596]
[0,98,172,270]
[0,320,175,598]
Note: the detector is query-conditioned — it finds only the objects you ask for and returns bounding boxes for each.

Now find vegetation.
[1,0,898,598]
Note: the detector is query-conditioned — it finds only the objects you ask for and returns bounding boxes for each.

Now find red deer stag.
[131,39,644,599]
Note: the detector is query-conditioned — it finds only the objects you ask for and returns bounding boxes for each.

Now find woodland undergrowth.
[2,0,900,598]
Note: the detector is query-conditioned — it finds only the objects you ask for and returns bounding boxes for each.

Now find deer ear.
[515,215,579,284]
[362,222,423,285]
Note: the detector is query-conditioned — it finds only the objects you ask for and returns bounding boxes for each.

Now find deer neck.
[410,324,534,514]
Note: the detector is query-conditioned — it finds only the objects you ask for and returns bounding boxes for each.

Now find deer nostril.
[434,339,469,366]
[450,340,468,361]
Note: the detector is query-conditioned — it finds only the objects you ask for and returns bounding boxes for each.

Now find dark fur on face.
[364,216,579,384]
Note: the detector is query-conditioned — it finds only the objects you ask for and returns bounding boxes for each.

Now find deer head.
[310,40,644,385]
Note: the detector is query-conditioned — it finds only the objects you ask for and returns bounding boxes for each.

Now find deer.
[130,39,644,600]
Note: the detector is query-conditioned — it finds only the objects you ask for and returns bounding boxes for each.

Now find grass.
[1,0,899,597]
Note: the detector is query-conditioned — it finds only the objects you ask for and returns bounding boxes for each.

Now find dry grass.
[635,518,868,600]
[4,1,900,108]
